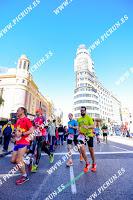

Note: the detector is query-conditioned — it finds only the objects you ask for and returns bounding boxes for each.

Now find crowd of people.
[0,106,132,186]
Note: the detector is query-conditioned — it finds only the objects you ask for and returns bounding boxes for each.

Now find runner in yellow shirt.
[77,106,96,173]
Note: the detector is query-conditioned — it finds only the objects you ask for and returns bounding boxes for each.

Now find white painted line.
[111,145,129,151]
[4,154,11,157]
[69,166,77,194]
[0,173,20,177]
[5,151,133,158]
[42,151,133,155]
[95,151,133,154]
[100,141,130,151]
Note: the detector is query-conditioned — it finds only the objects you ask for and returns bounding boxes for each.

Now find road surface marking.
[69,166,77,194]
[0,173,20,177]
[40,151,133,155]
[5,151,133,158]
[100,141,130,151]
[64,171,84,189]
[111,145,129,151]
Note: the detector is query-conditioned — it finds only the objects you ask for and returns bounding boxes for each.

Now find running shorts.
[67,134,78,145]
[14,144,29,151]
[78,135,94,148]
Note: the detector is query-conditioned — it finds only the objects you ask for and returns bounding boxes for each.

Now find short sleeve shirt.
[77,115,94,137]
[15,117,33,145]
[68,119,78,134]
[34,116,46,136]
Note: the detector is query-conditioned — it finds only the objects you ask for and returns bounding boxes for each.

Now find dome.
[20,54,28,60]
[76,44,89,56]
[78,44,86,50]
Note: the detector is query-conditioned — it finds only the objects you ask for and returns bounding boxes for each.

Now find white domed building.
[73,45,99,119]
[73,45,122,124]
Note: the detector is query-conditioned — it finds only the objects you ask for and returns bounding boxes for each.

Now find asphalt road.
[0,139,133,200]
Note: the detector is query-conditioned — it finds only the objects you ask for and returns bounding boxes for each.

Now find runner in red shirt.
[31,109,54,172]
[11,107,33,185]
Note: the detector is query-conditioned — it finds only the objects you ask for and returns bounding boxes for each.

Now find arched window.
[23,61,27,69]
[27,63,30,70]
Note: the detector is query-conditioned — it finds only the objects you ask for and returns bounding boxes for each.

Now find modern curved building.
[73,44,100,119]
[73,45,122,124]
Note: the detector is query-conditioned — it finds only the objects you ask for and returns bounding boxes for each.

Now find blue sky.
[0,0,133,119]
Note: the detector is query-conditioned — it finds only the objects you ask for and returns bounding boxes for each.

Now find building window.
[23,61,27,69]
[27,63,30,70]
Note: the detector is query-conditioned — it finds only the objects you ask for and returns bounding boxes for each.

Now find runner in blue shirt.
[66,113,78,167]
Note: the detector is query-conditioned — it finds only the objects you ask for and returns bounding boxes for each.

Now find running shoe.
[66,160,73,167]
[16,176,29,185]
[80,154,83,162]
[49,153,54,163]
[31,164,38,173]
[83,163,90,173]
[91,163,97,172]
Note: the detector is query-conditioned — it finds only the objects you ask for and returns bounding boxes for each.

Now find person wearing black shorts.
[77,106,96,173]
[78,136,94,147]
[101,124,108,143]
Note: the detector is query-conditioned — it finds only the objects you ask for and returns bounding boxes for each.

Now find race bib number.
[68,134,74,140]
[77,134,85,142]
[103,130,108,133]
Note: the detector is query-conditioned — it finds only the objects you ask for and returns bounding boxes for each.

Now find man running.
[66,113,79,167]
[101,123,108,143]
[77,106,96,173]
[31,109,54,172]
[11,107,33,185]
[94,121,100,144]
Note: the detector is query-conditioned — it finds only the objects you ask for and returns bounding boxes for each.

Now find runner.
[66,113,79,167]
[77,106,96,173]
[101,123,108,143]
[94,121,100,144]
[31,109,54,172]
[11,107,33,185]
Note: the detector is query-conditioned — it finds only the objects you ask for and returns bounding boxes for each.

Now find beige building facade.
[0,55,53,120]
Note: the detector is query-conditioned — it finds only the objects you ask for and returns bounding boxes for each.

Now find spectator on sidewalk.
[129,122,133,138]
[58,124,64,145]
[2,121,14,152]
[55,127,59,147]
[64,126,68,141]
[48,119,56,152]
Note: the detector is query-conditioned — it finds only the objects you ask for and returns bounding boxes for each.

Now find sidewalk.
[107,135,133,147]
[0,142,14,157]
